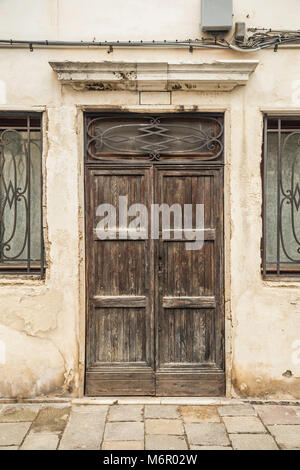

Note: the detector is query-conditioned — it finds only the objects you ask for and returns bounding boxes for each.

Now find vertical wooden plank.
[156,167,224,395]
[85,167,155,395]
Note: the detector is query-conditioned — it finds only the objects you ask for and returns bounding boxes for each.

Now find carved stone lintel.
[49,60,259,92]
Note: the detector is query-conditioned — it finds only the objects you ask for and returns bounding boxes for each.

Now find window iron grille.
[263,115,300,277]
[0,113,44,275]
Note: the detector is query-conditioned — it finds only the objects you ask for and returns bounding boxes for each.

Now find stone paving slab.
[185,423,230,446]
[59,405,108,450]
[190,445,232,450]
[144,405,180,419]
[0,405,41,423]
[222,416,267,434]
[145,435,187,450]
[180,405,220,423]
[108,405,143,422]
[102,441,144,450]
[21,431,59,450]
[104,422,144,441]
[268,425,300,449]
[30,406,71,434]
[0,422,31,446]
[218,404,257,416]
[229,434,278,450]
[145,419,184,435]
[255,405,300,425]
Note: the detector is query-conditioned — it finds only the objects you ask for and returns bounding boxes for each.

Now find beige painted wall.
[0,0,300,399]
[1,0,300,41]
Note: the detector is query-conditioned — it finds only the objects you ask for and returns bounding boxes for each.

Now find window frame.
[262,114,300,278]
[0,111,45,276]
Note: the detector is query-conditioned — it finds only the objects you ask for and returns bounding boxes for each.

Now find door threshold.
[76,397,237,405]
[1,397,300,405]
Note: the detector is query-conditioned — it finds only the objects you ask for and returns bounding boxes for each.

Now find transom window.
[85,113,224,163]
[263,116,300,277]
[0,113,44,275]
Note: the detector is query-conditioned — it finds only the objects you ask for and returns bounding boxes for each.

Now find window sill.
[0,274,46,285]
[262,275,300,287]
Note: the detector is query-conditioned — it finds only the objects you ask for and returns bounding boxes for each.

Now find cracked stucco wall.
[0,0,299,398]
[0,104,81,398]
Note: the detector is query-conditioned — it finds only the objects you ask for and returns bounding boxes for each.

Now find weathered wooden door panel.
[85,166,224,396]
[155,168,224,395]
[85,168,155,395]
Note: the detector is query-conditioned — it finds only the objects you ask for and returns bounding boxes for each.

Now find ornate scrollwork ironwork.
[0,115,43,273]
[279,132,300,263]
[0,130,28,262]
[85,114,224,161]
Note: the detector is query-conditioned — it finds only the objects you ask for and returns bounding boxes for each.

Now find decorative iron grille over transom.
[85,113,224,162]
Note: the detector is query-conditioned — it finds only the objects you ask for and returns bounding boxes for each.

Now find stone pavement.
[0,401,299,450]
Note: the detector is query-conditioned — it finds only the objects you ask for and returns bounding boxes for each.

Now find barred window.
[263,116,300,277]
[0,113,44,275]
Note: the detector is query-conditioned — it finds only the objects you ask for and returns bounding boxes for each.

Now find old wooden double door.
[84,113,225,396]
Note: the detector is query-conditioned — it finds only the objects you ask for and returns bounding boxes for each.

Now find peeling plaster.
[0,325,65,398]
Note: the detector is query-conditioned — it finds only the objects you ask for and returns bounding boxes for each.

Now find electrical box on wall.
[201,0,233,33]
